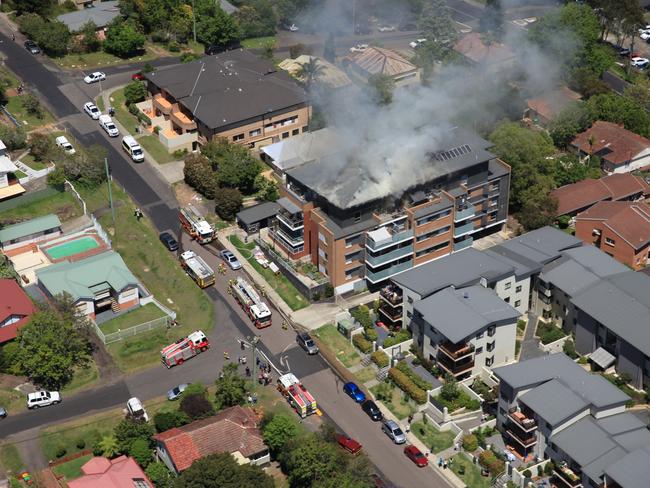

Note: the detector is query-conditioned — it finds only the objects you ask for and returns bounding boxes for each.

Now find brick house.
[0,278,36,343]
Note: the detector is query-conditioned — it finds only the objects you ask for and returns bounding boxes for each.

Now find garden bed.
[535,322,566,345]
[370,383,417,420]
[450,453,492,488]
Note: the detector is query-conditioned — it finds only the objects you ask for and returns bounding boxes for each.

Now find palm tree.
[298,57,325,89]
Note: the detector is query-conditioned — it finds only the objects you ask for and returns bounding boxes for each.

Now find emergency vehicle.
[229,277,272,328]
[277,373,318,418]
[179,205,215,244]
[180,250,215,288]
[161,330,209,368]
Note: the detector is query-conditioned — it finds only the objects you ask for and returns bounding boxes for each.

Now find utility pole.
[104,158,115,225]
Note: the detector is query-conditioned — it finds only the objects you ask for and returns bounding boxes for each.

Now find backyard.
[5,94,55,128]
[229,235,309,311]
[313,323,360,368]
[370,383,417,420]
[99,303,168,335]
[52,454,93,481]
[450,453,492,488]
[411,420,456,453]
[536,321,566,345]
[0,188,82,225]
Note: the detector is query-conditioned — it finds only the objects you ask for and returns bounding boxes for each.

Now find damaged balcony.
[553,465,583,488]
[380,284,403,306]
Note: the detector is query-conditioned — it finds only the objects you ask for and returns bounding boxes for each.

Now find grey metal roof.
[596,412,646,436]
[412,197,454,219]
[612,428,650,452]
[563,246,629,277]
[605,449,650,488]
[286,127,496,210]
[589,347,616,369]
[551,417,619,467]
[581,446,628,484]
[318,212,377,240]
[277,197,301,215]
[519,379,588,426]
[145,50,307,131]
[392,247,514,297]
[56,1,120,31]
[493,353,629,409]
[415,285,520,343]
[236,202,280,226]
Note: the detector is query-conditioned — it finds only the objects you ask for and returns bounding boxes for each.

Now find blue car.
[343,382,366,403]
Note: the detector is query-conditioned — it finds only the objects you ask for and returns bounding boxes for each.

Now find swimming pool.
[45,236,100,260]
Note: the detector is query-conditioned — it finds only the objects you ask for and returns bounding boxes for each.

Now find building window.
[407,296,413,304]
[504,297,510,303]
[233,133,244,141]
[249,128,261,137]
[407,310,412,318]
[487,341,495,352]
[515,300,521,307]
[302,126,308,132]
[319,232,326,243]
[282,132,289,139]
[605,237,615,246]
[505,282,512,290]
[292,128,300,136]
[415,241,449,257]
[354,211,361,222]
[515,285,522,293]
[485,356,494,367]
[475,346,483,355]
[487,325,496,337]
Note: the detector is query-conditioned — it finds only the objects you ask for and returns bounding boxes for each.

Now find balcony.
[453,237,473,252]
[453,221,476,238]
[366,244,413,268]
[454,205,476,222]
[271,227,304,250]
[153,94,173,115]
[379,305,402,322]
[507,429,537,448]
[277,211,304,231]
[170,109,197,131]
[380,285,403,306]
[553,466,583,488]
[366,260,413,283]
[437,355,475,377]
[366,227,414,252]
[438,341,475,360]
[508,411,537,432]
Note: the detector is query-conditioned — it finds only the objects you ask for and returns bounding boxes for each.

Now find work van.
[121,136,144,162]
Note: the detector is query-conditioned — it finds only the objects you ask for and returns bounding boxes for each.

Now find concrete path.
[519,312,545,361]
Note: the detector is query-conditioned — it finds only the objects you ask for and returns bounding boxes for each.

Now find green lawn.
[229,235,309,311]
[411,420,455,453]
[138,135,176,164]
[0,388,24,415]
[14,170,26,179]
[314,323,360,368]
[100,303,167,335]
[0,444,24,475]
[95,94,105,112]
[0,66,21,89]
[354,366,377,384]
[0,189,82,225]
[450,453,492,488]
[241,36,277,49]
[109,87,139,135]
[52,454,92,480]
[52,49,156,69]
[61,362,99,395]
[79,182,214,372]
[370,384,417,420]
[19,153,48,171]
[6,95,55,128]
[536,322,566,345]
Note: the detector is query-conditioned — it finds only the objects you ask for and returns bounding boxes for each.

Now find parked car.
[167,383,188,401]
[132,72,145,81]
[404,445,428,467]
[83,102,101,120]
[382,419,406,444]
[24,40,40,54]
[99,114,119,137]
[159,232,179,251]
[220,249,242,270]
[126,397,149,422]
[297,332,319,355]
[335,433,362,454]
[409,38,427,49]
[204,41,242,55]
[343,382,366,403]
[0,406,6,419]
[84,71,106,84]
[377,25,396,32]
[361,400,383,421]
[27,391,61,409]
[55,135,75,155]
[350,43,369,53]
[283,23,299,32]
[631,57,649,68]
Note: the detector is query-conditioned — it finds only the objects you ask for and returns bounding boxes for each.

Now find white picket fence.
[93,315,173,345]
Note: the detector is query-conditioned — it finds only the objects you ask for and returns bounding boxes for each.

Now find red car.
[404,445,428,467]
[336,433,362,454]
[132,72,145,81]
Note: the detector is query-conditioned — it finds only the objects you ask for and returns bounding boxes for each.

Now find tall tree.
[81,20,101,53]
[104,19,146,58]
[196,5,240,47]
[174,453,274,488]
[417,0,457,57]
[281,437,344,487]
[214,362,246,410]
[262,414,300,455]
[298,57,325,88]
[366,74,395,106]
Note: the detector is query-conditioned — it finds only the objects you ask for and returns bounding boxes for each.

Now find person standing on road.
[11,33,15,41]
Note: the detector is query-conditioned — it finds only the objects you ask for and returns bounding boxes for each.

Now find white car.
[640,32,650,41]
[126,397,149,422]
[83,102,101,120]
[350,43,369,53]
[55,135,75,155]
[99,114,119,137]
[377,25,395,32]
[632,57,649,68]
[27,390,61,409]
[288,24,299,32]
[84,71,106,84]
[409,38,427,48]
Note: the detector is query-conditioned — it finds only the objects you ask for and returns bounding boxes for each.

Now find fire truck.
[277,373,318,418]
[229,277,272,328]
[179,205,215,244]
[180,250,215,288]
[161,330,209,368]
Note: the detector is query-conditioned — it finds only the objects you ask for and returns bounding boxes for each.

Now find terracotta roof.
[277,55,352,89]
[68,456,152,488]
[453,32,515,65]
[526,86,581,121]
[550,174,650,216]
[571,121,650,166]
[347,47,417,77]
[577,201,650,250]
[154,406,266,472]
[0,278,36,343]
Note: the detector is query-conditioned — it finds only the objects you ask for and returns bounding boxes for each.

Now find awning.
[0,183,26,200]
[277,197,301,215]
[589,347,616,369]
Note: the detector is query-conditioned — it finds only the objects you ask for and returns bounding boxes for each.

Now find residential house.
[56,1,120,37]
[68,456,152,488]
[343,47,420,87]
[571,121,650,174]
[236,201,281,234]
[36,251,141,320]
[141,50,310,153]
[550,173,650,217]
[0,140,25,201]
[453,32,515,71]
[523,86,581,127]
[154,406,269,473]
[575,201,650,270]
[0,278,36,343]
[0,214,62,252]
[494,353,650,488]
[278,55,352,90]
[268,126,511,293]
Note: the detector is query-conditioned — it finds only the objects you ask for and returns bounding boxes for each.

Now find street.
[0,30,456,488]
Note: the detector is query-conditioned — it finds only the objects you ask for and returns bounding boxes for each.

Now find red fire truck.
[229,277,272,328]
[277,373,318,418]
[179,205,215,244]
[161,330,209,368]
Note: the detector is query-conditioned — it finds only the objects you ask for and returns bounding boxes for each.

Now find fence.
[93,315,173,345]
[90,214,111,248]
[1,105,19,127]
[64,180,87,215]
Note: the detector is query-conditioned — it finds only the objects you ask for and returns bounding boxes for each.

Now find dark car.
[297,332,319,355]
[159,232,179,251]
[24,40,40,54]
[205,41,241,55]
[343,382,366,403]
[404,445,428,467]
[361,400,383,421]
[336,433,362,454]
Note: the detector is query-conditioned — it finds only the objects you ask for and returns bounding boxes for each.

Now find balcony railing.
[454,205,476,222]
[277,212,304,231]
[508,411,537,432]
[553,467,583,488]
[437,356,474,377]
[506,429,537,448]
[153,94,172,115]
[366,244,413,268]
[438,342,475,360]
[366,260,413,283]
[271,228,304,249]
[170,109,197,130]
[454,221,476,238]
[367,228,414,252]
[380,286,403,306]
[453,238,473,252]
[379,305,402,322]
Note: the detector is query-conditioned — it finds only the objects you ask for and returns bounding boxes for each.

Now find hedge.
[371,350,389,368]
[353,333,373,354]
[396,361,432,391]
[462,434,478,452]
[364,328,378,342]
[383,329,411,348]
[388,367,427,404]
[479,450,505,475]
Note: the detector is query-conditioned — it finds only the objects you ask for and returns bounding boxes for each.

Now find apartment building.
[268,127,511,293]
[142,50,310,153]
[494,354,650,488]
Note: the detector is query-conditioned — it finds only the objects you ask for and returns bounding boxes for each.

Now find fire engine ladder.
[162,339,188,357]
[237,277,263,307]
[291,383,311,408]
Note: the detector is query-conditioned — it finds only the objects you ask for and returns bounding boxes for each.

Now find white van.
[122,135,144,162]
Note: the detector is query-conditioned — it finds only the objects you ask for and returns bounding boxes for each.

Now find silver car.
[167,383,188,401]
[220,250,242,270]
[382,419,406,444]
[297,332,319,355]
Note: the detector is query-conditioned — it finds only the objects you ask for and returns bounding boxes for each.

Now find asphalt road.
[0,31,456,487]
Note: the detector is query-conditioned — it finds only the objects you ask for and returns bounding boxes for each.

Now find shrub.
[114,419,154,454]
[517,319,526,331]
[522,469,532,479]
[557,215,571,229]
[479,450,505,475]
[371,350,389,368]
[537,465,544,477]
[153,125,161,134]
[183,383,208,398]
[323,283,334,298]
[154,410,189,433]
[388,367,427,404]
[374,381,392,402]
[395,361,432,391]
[145,462,173,488]
[563,339,578,359]
[383,329,411,348]
[0,125,27,150]
[578,356,588,365]
[180,393,215,420]
[124,80,147,106]
[55,446,67,458]
[544,461,555,476]
[352,333,373,354]
[214,188,243,220]
[364,328,378,342]
[462,434,478,452]
[173,148,188,159]
[129,438,152,469]
[168,41,180,52]
[351,305,372,329]
[75,439,86,450]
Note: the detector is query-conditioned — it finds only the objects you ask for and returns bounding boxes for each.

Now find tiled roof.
[278,55,352,88]
[453,32,515,65]
[347,47,417,77]
[154,406,266,472]
[526,85,581,121]
[550,173,650,216]
[571,121,650,166]
[0,278,36,343]
[577,201,650,250]
[68,456,152,488]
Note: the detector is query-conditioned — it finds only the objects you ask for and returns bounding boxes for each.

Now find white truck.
[27,390,61,409]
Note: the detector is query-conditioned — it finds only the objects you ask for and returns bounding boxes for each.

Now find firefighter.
[223,351,230,360]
